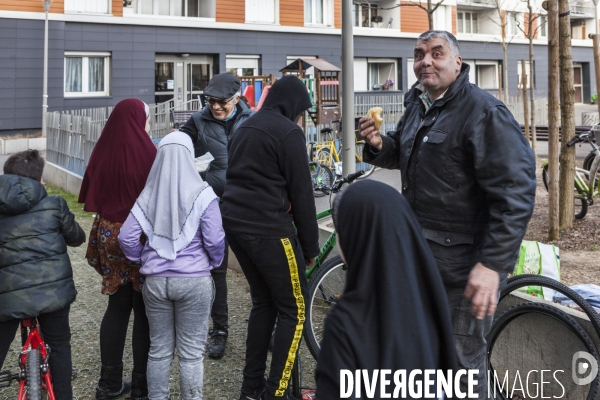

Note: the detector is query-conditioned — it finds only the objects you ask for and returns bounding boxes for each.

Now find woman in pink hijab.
[78,98,156,400]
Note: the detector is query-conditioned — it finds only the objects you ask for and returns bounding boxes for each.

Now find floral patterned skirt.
[86,215,145,295]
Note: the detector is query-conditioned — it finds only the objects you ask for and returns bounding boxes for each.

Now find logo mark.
[572,351,599,385]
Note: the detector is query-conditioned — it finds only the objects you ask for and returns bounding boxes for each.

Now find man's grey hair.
[417,30,460,56]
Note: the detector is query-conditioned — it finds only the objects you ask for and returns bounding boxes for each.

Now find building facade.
[0,0,598,132]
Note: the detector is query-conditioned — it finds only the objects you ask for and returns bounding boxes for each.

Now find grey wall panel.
[1,17,597,132]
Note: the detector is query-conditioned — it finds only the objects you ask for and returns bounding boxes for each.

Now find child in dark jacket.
[0,150,86,400]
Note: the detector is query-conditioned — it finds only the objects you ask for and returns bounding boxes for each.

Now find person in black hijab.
[316,180,458,399]
[221,76,320,400]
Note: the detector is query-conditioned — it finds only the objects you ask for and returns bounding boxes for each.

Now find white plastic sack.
[513,240,560,299]
[195,152,214,173]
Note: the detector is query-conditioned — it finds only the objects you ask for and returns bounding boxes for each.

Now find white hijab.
[131,131,217,260]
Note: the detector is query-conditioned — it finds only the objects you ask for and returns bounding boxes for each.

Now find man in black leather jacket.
[181,73,254,359]
[359,30,536,397]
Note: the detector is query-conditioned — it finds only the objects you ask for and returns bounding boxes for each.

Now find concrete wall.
[492,291,599,399]
[43,160,82,195]
[0,137,46,154]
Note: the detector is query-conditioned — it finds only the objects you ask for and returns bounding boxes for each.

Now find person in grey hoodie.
[119,131,225,400]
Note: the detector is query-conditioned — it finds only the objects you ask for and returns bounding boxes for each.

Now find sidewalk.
[0,214,318,399]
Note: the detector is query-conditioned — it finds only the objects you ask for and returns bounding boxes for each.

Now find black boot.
[207,326,228,359]
[95,364,132,400]
[127,372,148,400]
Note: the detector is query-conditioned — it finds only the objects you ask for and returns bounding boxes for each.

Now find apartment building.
[0,0,597,132]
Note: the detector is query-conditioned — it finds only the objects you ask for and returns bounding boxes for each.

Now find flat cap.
[204,73,241,99]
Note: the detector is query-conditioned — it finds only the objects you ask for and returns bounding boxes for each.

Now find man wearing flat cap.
[181,72,255,359]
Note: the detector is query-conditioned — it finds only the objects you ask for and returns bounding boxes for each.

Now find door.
[154,55,213,106]
[574,64,583,104]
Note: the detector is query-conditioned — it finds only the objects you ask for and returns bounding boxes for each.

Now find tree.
[490,0,520,102]
[558,0,576,228]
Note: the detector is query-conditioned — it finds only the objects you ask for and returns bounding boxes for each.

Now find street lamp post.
[42,0,52,137]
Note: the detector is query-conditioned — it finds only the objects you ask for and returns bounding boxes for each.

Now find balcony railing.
[570,3,595,18]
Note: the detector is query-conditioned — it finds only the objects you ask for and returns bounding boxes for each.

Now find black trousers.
[227,233,308,399]
[0,306,72,400]
[210,243,229,329]
[99,282,150,374]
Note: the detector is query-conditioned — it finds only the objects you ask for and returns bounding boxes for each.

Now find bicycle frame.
[576,136,600,199]
[305,209,337,281]
[18,319,55,400]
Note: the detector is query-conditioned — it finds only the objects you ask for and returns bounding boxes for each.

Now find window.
[305,0,331,25]
[354,3,378,27]
[65,0,109,14]
[476,63,498,89]
[457,12,478,34]
[246,0,277,23]
[507,12,523,36]
[136,0,215,18]
[64,52,111,97]
[539,15,547,37]
[356,58,397,91]
[226,55,261,76]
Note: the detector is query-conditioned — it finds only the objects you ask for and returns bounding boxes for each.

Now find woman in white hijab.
[119,131,225,400]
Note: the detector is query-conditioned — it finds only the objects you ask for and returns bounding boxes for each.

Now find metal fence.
[504,96,548,126]
[46,99,202,176]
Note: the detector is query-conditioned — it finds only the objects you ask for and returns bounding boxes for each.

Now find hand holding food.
[366,107,383,130]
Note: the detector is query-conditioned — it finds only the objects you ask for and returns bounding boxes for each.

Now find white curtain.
[88,58,105,92]
[65,58,82,92]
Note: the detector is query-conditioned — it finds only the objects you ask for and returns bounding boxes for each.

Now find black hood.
[0,174,47,216]
[262,76,312,121]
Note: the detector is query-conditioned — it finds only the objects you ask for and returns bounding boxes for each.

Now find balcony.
[570,2,595,19]
[456,0,497,10]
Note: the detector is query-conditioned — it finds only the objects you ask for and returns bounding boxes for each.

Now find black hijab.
[261,75,312,121]
[315,180,458,399]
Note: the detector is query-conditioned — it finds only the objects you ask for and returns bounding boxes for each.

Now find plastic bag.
[195,152,214,173]
[513,240,560,299]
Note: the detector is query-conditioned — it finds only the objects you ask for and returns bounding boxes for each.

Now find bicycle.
[315,120,375,179]
[0,318,56,400]
[542,126,600,219]
[303,170,364,359]
[308,141,335,198]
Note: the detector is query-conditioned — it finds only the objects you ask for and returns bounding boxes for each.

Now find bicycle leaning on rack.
[308,141,335,198]
[542,126,600,219]
[303,170,364,359]
[0,318,57,400]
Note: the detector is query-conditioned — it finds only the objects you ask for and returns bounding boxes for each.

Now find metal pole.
[42,3,50,137]
[341,0,355,176]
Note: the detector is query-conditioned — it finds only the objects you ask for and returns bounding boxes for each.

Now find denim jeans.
[143,276,214,400]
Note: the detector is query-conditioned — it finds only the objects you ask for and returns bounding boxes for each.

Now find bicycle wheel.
[304,255,347,359]
[26,349,42,400]
[355,141,375,179]
[582,153,599,189]
[542,165,588,219]
[312,163,334,198]
[317,148,334,168]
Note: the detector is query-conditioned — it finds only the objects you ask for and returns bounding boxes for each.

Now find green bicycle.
[303,170,364,359]
[542,127,600,219]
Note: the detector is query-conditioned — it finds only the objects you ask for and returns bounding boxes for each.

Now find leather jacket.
[365,63,536,287]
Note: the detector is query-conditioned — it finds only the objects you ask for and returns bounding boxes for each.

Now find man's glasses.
[206,96,235,107]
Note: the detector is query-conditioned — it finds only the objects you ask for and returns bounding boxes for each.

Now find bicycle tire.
[354,142,375,179]
[542,165,588,219]
[312,163,334,198]
[26,349,42,400]
[304,255,346,359]
[500,275,600,339]
[487,302,600,400]
[582,153,599,190]
[316,148,333,168]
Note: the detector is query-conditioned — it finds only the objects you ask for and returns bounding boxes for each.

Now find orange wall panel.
[451,6,456,35]
[400,2,429,33]
[334,0,341,28]
[280,0,303,26]
[0,0,64,13]
[112,0,122,16]
[217,0,245,23]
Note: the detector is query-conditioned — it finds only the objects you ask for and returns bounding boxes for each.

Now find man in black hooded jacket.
[221,76,319,400]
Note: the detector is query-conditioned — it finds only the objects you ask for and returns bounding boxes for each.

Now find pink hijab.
[78,98,157,223]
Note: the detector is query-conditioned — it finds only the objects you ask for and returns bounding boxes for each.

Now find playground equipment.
[280,58,341,125]
[237,74,276,110]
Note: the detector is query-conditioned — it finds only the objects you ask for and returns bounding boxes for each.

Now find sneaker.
[207,328,228,359]
[238,387,265,400]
